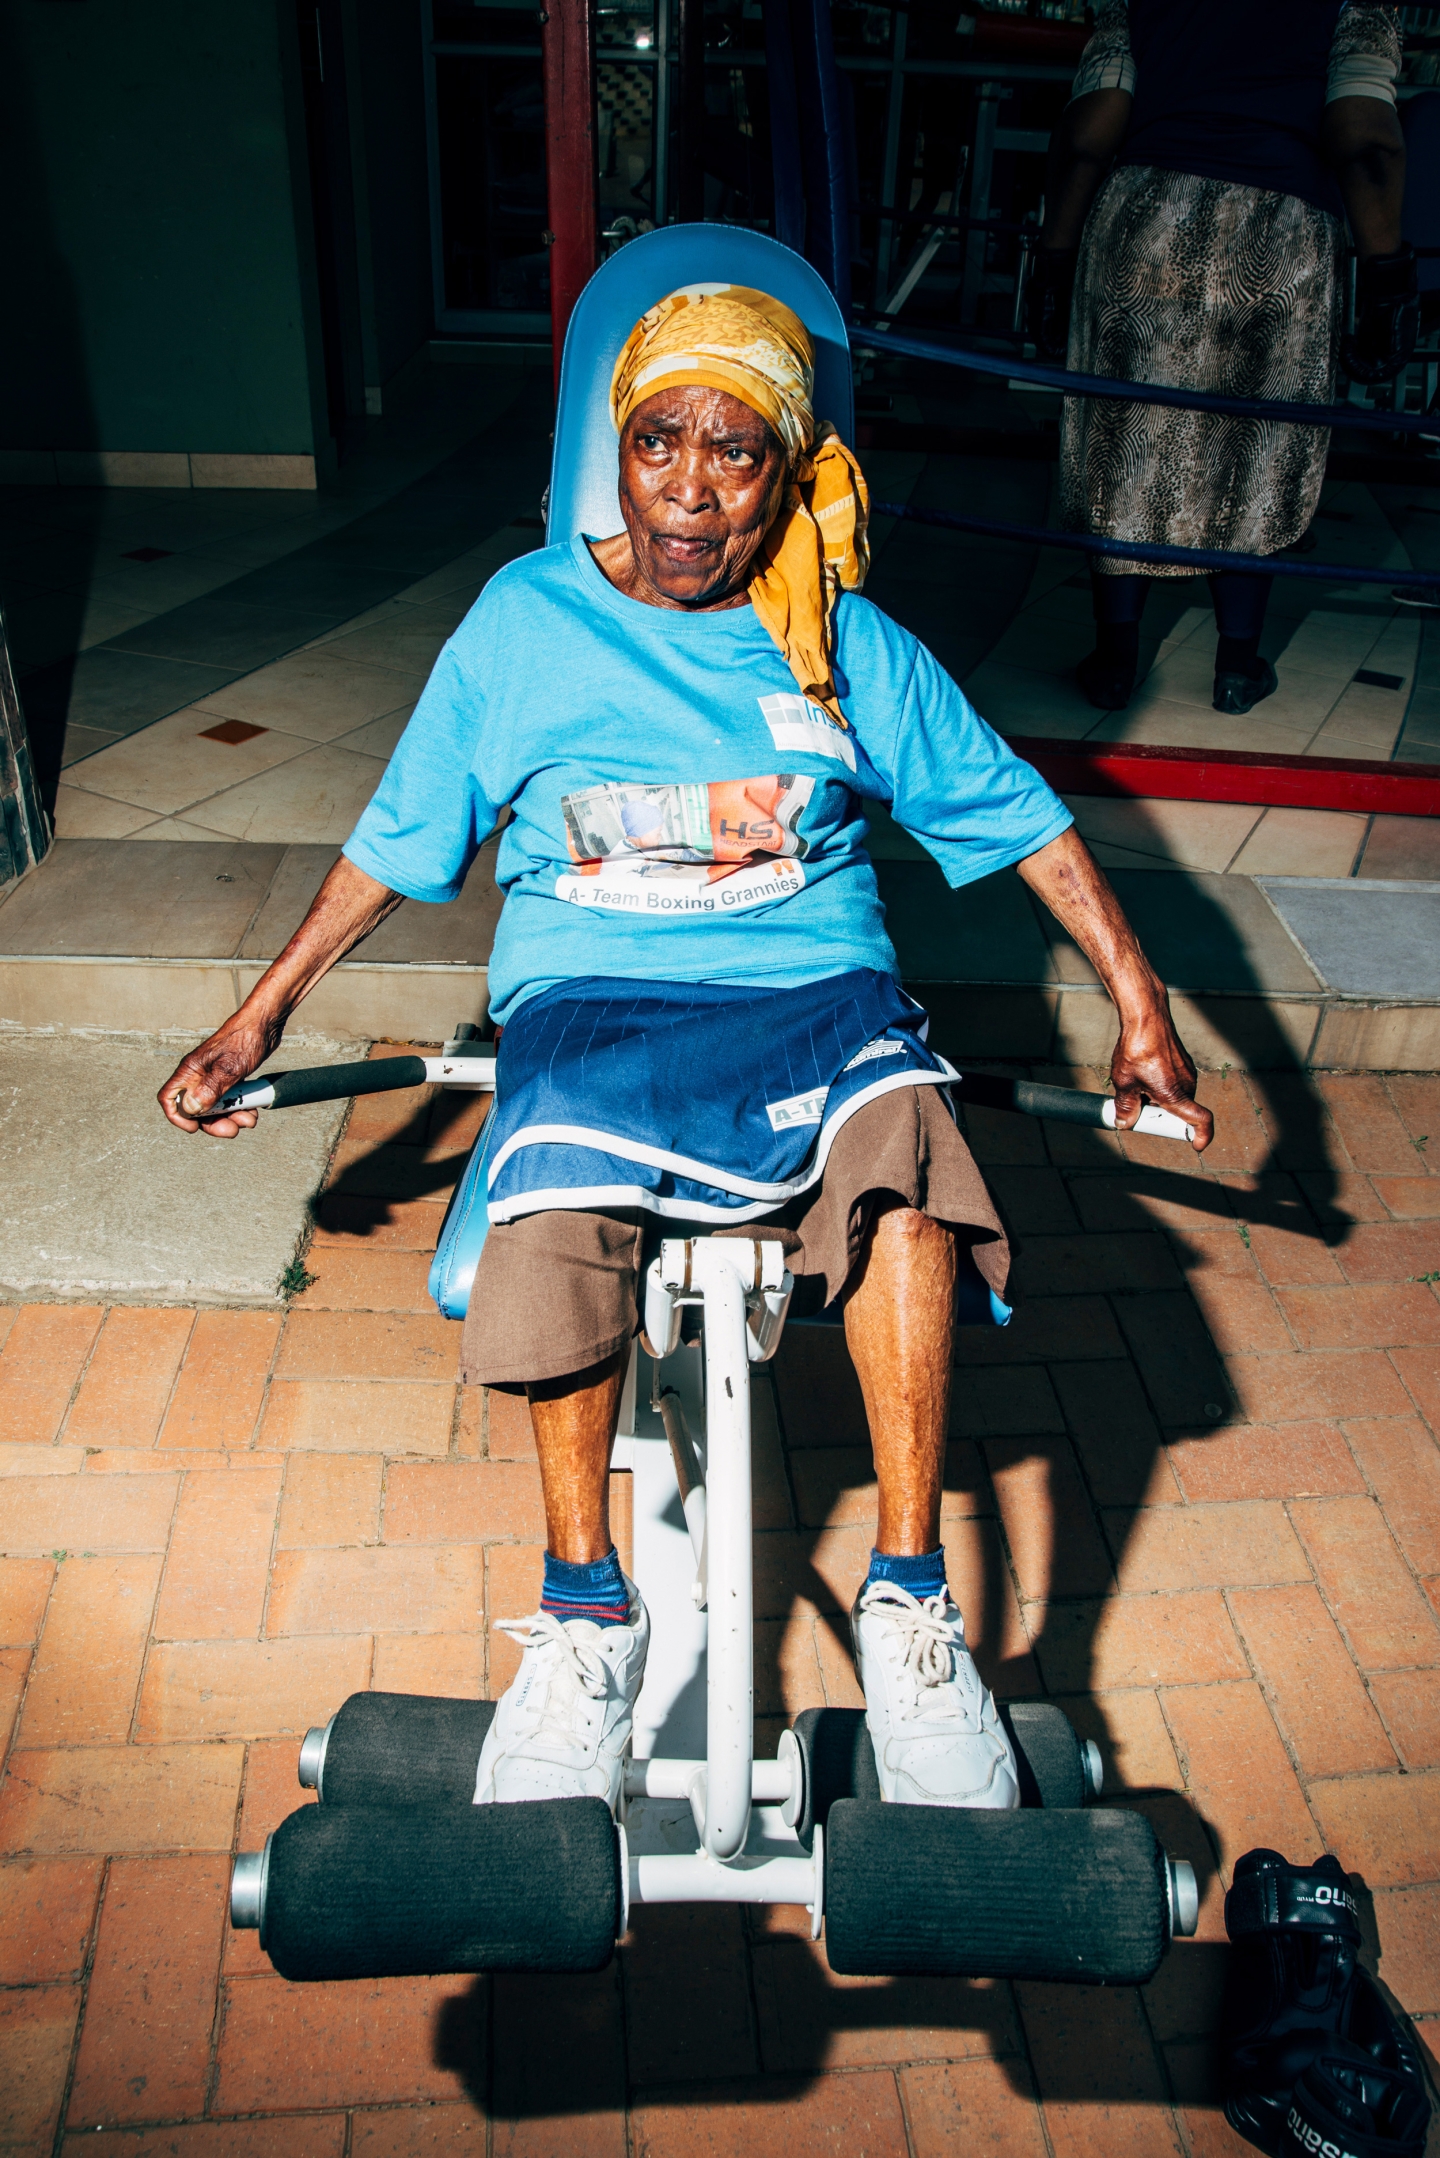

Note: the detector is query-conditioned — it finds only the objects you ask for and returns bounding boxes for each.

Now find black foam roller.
[1000,1702,1087,1810]
[825,1802,1169,1984]
[792,1707,879,1850]
[261,1799,619,1980]
[318,1692,497,1807]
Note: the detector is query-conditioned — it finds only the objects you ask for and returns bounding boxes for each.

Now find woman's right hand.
[158,1011,284,1138]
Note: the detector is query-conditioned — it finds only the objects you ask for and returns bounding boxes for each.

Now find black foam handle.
[956,1071,1110,1128]
[264,1056,428,1109]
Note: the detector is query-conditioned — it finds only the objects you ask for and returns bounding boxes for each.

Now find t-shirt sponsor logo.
[556,856,807,915]
[758,692,857,772]
[766,1085,829,1131]
[562,775,812,877]
[844,1038,907,1070]
[557,775,813,916]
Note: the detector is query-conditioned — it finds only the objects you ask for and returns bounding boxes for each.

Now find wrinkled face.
[617,385,789,608]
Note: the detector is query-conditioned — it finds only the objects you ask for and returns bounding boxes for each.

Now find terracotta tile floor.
[2,1050,1438,2155]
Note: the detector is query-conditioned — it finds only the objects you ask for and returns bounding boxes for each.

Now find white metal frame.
[614,1235,822,1930]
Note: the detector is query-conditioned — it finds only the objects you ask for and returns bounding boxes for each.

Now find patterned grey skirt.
[1059,163,1344,577]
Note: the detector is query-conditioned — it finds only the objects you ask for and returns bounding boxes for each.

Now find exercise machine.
[223,225,1200,1986]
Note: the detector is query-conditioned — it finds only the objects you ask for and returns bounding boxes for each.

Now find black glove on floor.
[1223,1847,1432,2158]
[1280,2039,1431,2158]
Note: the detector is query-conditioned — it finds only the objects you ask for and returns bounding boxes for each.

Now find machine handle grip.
[955,1071,1195,1144]
[217,1056,428,1114]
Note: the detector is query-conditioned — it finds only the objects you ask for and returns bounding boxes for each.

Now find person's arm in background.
[1023,0,1139,371]
[1322,5,1416,382]
[1028,87,1131,360]
[1325,94,1407,258]
[1024,0,1135,356]
[1038,87,1133,253]
[157,859,403,1136]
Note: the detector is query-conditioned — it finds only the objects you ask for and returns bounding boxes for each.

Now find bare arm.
[157,857,403,1136]
[1322,95,1406,259]
[1038,87,1133,251]
[1017,827,1214,1150]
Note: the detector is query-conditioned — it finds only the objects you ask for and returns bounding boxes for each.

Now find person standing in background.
[1029,0,1417,716]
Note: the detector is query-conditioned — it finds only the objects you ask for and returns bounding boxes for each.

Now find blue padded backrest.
[547,224,855,545]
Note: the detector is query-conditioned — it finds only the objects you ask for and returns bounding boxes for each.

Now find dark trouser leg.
[1211,569,1273,679]
[1079,570,1149,708]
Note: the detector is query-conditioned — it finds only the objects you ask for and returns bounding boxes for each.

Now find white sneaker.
[473,1583,649,1811]
[852,1579,1020,1809]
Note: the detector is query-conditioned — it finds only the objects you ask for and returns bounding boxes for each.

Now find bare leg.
[526,1351,626,1563]
[842,1202,957,1555]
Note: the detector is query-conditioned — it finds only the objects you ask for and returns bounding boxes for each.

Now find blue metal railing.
[853,326,1440,440]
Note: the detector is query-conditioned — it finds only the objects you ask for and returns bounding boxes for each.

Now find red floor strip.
[1009,737,1440,819]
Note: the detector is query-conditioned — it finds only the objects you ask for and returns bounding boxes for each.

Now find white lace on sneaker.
[473,1588,649,1811]
[853,1579,1020,1809]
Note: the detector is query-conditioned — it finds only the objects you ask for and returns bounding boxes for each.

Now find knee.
[875,1202,930,1243]
[868,1202,956,1267]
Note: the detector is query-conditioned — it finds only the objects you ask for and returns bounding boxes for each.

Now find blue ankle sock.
[868,1547,948,1601]
[542,1548,630,1627]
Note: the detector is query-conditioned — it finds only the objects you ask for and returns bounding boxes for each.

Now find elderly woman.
[159,285,1212,1815]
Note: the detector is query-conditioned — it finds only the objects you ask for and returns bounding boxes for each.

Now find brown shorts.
[460,1083,1009,1390]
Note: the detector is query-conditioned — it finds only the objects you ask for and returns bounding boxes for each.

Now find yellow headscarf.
[609,284,869,726]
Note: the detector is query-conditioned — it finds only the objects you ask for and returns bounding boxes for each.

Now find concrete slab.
[1,839,1435,1071]
[239,844,503,965]
[0,1029,363,1304]
[1037,868,1326,995]
[0,841,286,957]
[1256,878,1440,1000]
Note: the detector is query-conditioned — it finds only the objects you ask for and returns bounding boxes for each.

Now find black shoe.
[1077,649,1136,710]
[1222,1848,1362,2155]
[1280,2036,1431,2158]
[1214,659,1278,715]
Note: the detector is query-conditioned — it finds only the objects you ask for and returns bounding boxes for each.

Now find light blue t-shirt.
[343,536,1072,1023]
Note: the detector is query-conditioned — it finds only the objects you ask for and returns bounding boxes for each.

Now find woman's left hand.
[1110,1001,1214,1150]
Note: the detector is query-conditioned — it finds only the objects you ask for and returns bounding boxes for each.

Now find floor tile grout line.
[121,1542,171,1754]
[0,1538,64,1790]
[146,1308,201,1454]
[1335,1390,1440,1627]
[1280,1492,1440,1723]
[50,1848,111,2158]
[52,1303,116,1448]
